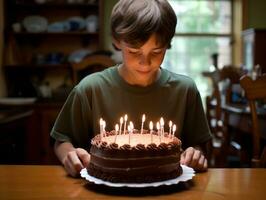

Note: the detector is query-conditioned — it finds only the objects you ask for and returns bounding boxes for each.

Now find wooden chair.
[204,66,242,135]
[71,54,116,84]
[240,74,266,167]
[203,66,243,167]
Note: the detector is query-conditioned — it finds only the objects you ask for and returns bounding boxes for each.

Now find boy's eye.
[152,49,163,54]
[128,49,140,54]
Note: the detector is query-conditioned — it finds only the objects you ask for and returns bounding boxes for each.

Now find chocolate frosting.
[88,130,182,183]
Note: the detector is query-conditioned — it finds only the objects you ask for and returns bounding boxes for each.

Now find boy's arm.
[54,141,90,177]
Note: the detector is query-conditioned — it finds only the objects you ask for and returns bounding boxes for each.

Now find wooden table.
[0,165,265,200]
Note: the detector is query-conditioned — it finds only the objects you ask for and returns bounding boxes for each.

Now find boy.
[51,0,212,177]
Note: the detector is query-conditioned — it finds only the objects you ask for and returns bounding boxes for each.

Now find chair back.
[219,66,242,104]
[71,54,116,84]
[204,66,242,134]
[240,74,266,167]
[203,66,242,167]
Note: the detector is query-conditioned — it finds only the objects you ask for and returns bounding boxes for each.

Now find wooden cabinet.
[25,104,62,165]
[3,0,103,98]
[2,0,106,164]
[242,29,266,73]
[0,103,62,165]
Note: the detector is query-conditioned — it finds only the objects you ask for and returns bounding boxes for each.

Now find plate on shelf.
[0,97,37,105]
[23,15,48,33]
[80,165,195,188]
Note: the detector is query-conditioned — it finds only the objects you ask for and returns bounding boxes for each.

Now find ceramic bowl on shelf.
[67,16,86,31]
[23,15,48,33]
[47,21,70,33]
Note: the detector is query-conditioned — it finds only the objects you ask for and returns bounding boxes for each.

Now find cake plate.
[80,165,195,188]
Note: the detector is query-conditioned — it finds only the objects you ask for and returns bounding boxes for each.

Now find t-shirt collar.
[113,66,169,94]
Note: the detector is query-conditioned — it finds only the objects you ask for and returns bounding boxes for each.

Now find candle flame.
[156,122,160,130]
[173,124,176,132]
[160,117,164,126]
[115,124,119,132]
[149,121,153,130]
[169,120,172,127]
[120,117,123,124]
[130,121,134,130]
[124,114,128,121]
[142,114,146,122]
[99,118,103,125]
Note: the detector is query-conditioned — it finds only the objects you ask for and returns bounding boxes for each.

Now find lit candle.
[160,117,164,136]
[114,124,119,143]
[127,124,131,144]
[172,124,176,139]
[102,120,106,137]
[140,114,146,134]
[149,121,153,143]
[99,118,103,139]
[156,122,161,143]
[169,120,173,137]
[130,121,134,133]
[119,117,123,135]
[123,114,128,134]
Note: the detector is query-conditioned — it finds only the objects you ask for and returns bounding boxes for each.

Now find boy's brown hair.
[111,0,177,49]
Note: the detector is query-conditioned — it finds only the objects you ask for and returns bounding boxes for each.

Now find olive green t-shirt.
[51,66,211,149]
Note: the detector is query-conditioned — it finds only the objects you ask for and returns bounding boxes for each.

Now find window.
[162,0,233,101]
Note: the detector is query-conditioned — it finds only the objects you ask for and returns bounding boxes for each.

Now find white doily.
[80,165,195,188]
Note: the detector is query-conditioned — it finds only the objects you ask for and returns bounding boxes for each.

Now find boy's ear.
[112,38,121,50]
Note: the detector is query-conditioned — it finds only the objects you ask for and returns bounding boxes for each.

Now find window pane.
[162,36,232,99]
[169,0,232,34]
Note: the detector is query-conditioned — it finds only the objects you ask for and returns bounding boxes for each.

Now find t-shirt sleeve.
[50,86,92,148]
[181,81,212,148]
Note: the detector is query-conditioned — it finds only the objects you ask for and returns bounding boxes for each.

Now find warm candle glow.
[156,122,160,132]
[99,118,103,139]
[102,120,106,137]
[156,122,161,143]
[160,117,164,136]
[160,117,164,126]
[119,117,123,135]
[114,124,119,143]
[172,124,176,138]
[141,114,146,134]
[169,120,173,136]
[115,124,119,132]
[142,114,146,122]
[123,114,128,134]
[149,121,153,130]
[149,121,153,143]
[127,125,130,132]
[130,121,134,133]
[127,123,131,144]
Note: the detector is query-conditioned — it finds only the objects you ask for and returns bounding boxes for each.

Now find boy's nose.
[139,54,151,66]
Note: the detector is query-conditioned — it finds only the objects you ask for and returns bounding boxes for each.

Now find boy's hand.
[180,147,208,172]
[62,148,90,177]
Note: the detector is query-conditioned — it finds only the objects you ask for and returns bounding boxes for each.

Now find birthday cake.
[87,129,182,183]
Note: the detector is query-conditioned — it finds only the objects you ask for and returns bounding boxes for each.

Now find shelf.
[4,64,71,70]
[14,2,99,10]
[13,31,99,36]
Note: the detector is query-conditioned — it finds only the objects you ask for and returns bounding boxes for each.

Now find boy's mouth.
[136,70,152,74]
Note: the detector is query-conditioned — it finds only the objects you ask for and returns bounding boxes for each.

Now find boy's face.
[115,34,167,86]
